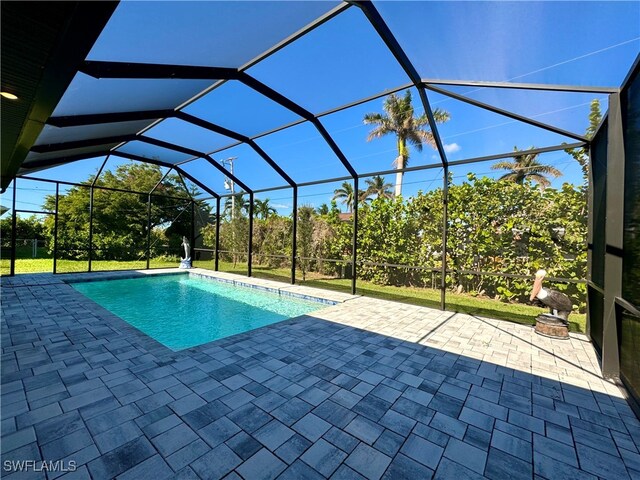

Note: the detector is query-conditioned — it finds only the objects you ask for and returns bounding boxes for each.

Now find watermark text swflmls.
[3,460,77,473]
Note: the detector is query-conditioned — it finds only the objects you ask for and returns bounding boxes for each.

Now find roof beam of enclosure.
[351,0,449,167]
[30,134,137,153]
[423,84,588,142]
[134,136,252,193]
[47,108,297,187]
[174,112,296,187]
[91,155,110,187]
[80,62,240,80]
[16,173,196,202]
[47,109,174,127]
[421,78,620,94]
[240,2,352,72]
[109,151,220,199]
[19,151,112,171]
[447,142,586,167]
[175,171,195,200]
[238,73,358,178]
[149,167,173,195]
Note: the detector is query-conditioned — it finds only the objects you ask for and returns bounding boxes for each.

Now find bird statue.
[529,269,573,322]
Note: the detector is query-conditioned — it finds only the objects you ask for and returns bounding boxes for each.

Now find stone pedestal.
[534,313,569,339]
[179,258,192,269]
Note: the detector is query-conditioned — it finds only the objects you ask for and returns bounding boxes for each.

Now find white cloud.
[272,203,290,210]
[444,143,461,154]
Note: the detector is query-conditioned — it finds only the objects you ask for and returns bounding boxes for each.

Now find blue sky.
[4,1,639,217]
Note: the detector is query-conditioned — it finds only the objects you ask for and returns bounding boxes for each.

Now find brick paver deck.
[2,269,639,479]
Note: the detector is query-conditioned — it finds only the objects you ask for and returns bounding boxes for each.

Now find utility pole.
[221,157,236,219]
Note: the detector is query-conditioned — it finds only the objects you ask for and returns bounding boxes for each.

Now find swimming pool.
[71,274,326,350]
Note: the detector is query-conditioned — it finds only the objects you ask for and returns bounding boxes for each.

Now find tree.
[224,193,250,220]
[332,182,356,213]
[364,90,450,197]
[315,203,330,216]
[364,176,393,200]
[491,147,562,189]
[41,163,197,260]
[565,99,602,182]
[0,215,45,243]
[253,199,276,219]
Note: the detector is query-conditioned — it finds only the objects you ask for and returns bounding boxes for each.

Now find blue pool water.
[71,274,324,350]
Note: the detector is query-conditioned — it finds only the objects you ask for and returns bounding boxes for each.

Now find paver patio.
[2,269,639,479]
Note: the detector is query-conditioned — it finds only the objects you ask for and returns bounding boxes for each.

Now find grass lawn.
[1,259,586,333]
[0,258,177,274]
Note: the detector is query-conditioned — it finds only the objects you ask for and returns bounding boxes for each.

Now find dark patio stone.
[198,416,241,448]
[576,443,631,480]
[225,431,262,461]
[116,455,173,480]
[41,427,94,460]
[191,443,241,480]
[165,438,209,471]
[382,453,435,480]
[485,447,533,480]
[274,433,312,464]
[150,423,198,457]
[87,437,156,480]
[227,403,272,434]
[444,438,487,474]
[252,419,295,451]
[94,421,142,454]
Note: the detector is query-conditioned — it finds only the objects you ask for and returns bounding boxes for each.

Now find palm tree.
[315,203,329,216]
[224,193,250,219]
[364,90,450,197]
[332,182,366,213]
[491,147,562,189]
[253,199,276,219]
[364,175,393,200]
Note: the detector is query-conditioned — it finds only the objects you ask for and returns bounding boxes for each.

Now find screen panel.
[179,158,233,197]
[356,169,444,309]
[319,86,439,175]
[52,73,213,116]
[255,122,352,183]
[428,90,584,162]
[183,80,302,138]
[433,86,608,141]
[34,120,155,147]
[88,1,340,68]
[143,118,237,155]
[117,140,192,165]
[247,7,411,113]
[375,1,640,87]
[622,66,640,306]
[211,143,289,191]
[446,152,587,331]
[250,189,294,284]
